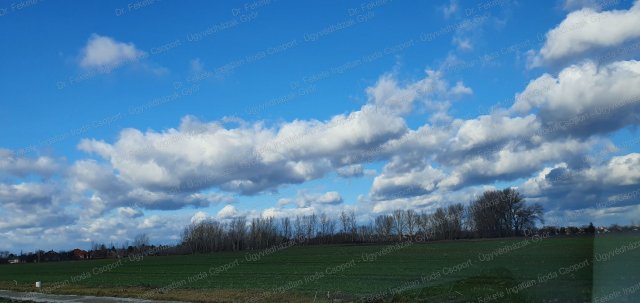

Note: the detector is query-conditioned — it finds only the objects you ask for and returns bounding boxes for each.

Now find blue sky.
[2,0,640,252]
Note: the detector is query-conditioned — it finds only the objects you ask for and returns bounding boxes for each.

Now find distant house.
[72,249,88,260]
[42,250,61,262]
[8,258,20,264]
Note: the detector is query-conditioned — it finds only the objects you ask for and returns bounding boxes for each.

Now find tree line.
[181,188,546,253]
[5,188,636,263]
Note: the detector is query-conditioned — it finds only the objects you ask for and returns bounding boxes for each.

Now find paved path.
[0,290,188,303]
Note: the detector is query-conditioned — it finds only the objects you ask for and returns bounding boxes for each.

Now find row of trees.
[10,188,630,262]
[181,188,546,253]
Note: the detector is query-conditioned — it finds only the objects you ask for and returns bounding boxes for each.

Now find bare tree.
[446,204,464,239]
[405,210,418,240]
[294,216,304,242]
[319,213,329,238]
[349,211,357,242]
[418,212,433,240]
[280,217,292,240]
[374,214,394,241]
[319,213,336,243]
[327,216,336,239]
[304,214,318,242]
[338,210,357,242]
[229,217,246,251]
[340,210,350,240]
[392,210,405,241]
[133,233,150,249]
[432,208,448,240]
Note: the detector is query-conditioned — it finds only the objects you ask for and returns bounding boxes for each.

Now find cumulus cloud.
[260,206,316,219]
[365,70,472,115]
[0,149,61,178]
[370,156,446,201]
[452,113,540,152]
[190,211,209,224]
[336,164,365,178]
[78,106,406,196]
[79,34,146,69]
[296,191,344,206]
[217,205,239,219]
[513,60,640,138]
[0,182,75,230]
[522,153,640,211]
[530,1,640,66]
[68,159,232,211]
[117,207,143,218]
[369,185,491,214]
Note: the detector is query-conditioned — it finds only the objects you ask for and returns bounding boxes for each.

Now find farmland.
[0,235,639,302]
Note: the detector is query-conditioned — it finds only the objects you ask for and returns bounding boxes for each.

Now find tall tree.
[392,210,405,241]
[469,188,543,237]
[405,209,418,240]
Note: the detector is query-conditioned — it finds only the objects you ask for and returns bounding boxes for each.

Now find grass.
[0,234,638,302]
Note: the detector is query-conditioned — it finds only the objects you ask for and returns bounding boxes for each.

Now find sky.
[1,0,640,252]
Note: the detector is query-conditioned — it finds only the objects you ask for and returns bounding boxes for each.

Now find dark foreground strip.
[0,290,188,303]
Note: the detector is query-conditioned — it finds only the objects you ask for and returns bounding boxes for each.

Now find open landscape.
[1,235,639,302]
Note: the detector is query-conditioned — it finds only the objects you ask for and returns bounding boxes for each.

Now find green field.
[1,235,639,302]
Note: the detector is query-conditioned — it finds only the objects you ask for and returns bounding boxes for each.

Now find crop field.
[0,235,639,302]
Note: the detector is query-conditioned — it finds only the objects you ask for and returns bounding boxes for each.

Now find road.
[0,290,188,303]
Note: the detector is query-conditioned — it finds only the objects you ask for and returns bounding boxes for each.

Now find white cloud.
[0,149,61,178]
[597,153,640,185]
[189,58,205,74]
[513,60,640,137]
[453,113,539,151]
[453,37,473,51]
[67,159,231,211]
[522,153,640,211]
[530,1,640,66]
[370,159,445,201]
[336,164,365,178]
[451,81,473,95]
[117,207,143,218]
[190,211,209,224]
[297,191,343,206]
[442,139,597,189]
[217,205,239,219]
[79,34,146,69]
[261,206,316,219]
[365,70,472,115]
[277,198,293,206]
[442,0,458,18]
[78,106,406,196]
[0,182,75,231]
